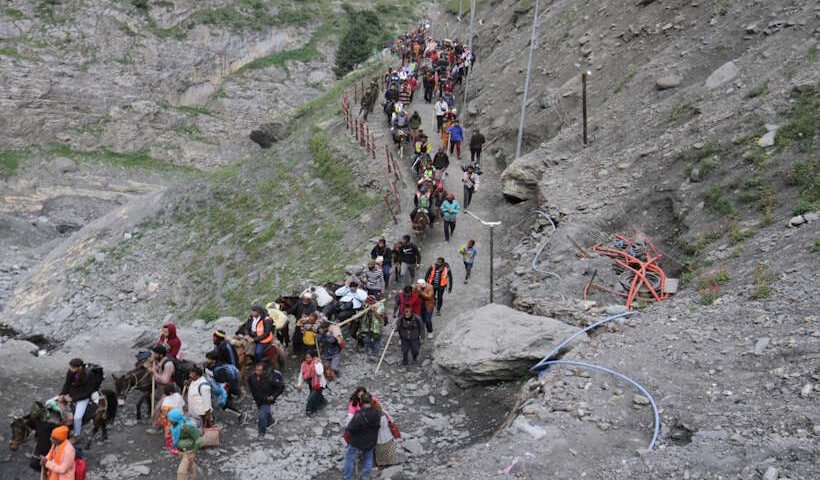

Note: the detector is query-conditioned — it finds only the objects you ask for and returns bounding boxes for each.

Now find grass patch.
[48,145,194,173]
[750,263,773,300]
[704,185,738,219]
[698,269,730,305]
[775,90,818,152]
[0,46,19,57]
[786,159,819,215]
[728,224,755,245]
[812,238,820,253]
[4,7,26,20]
[746,82,769,99]
[309,131,374,213]
[174,124,204,141]
[239,44,319,73]
[739,177,777,221]
[175,104,217,117]
[0,150,24,179]
[671,101,702,123]
[613,66,638,94]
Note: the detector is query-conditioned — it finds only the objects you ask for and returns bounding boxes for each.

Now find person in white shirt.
[434,98,449,133]
[334,279,368,321]
[186,366,212,428]
[462,165,480,208]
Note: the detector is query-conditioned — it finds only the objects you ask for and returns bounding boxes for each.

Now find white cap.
[416,279,426,285]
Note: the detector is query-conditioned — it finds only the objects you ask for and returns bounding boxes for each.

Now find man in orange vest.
[425,257,453,316]
[237,305,275,363]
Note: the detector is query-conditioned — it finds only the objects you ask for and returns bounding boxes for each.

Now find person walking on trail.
[397,235,421,286]
[469,128,486,164]
[433,146,449,176]
[204,352,244,424]
[343,393,381,480]
[462,165,480,208]
[434,97,448,133]
[409,111,422,137]
[41,425,75,480]
[364,260,385,300]
[247,362,284,440]
[458,239,478,284]
[357,296,384,358]
[167,408,201,480]
[425,257,454,316]
[447,119,464,159]
[317,322,345,377]
[296,351,327,416]
[211,330,238,368]
[187,366,212,429]
[370,238,393,290]
[414,279,435,336]
[440,193,461,243]
[423,72,435,103]
[397,307,425,365]
[158,322,183,360]
[393,285,422,319]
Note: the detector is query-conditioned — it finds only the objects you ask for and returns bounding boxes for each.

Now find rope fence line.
[341,89,402,224]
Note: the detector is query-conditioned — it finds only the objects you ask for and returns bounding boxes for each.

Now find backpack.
[200,379,227,410]
[269,370,285,398]
[418,195,430,210]
[164,358,192,390]
[85,363,104,391]
[302,330,316,346]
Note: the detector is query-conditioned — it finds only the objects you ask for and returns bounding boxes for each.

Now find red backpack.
[75,457,87,480]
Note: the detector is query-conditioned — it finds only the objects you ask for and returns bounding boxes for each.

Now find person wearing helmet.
[440,192,461,242]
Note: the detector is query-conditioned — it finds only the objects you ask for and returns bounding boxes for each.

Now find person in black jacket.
[343,393,381,480]
[397,235,421,287]
[57,358,98,438]
[370,238,393,290]
[247,363,284,440]
[211,330,239,368]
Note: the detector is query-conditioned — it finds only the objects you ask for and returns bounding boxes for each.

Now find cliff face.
[425,1,819,479]
[0,0,338,167]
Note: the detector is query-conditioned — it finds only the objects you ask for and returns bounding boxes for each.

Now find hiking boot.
[256,433,265,441]
[145,427,161,435]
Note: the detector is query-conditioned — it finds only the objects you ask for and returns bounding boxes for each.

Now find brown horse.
[9,391,117,451]
[112,366,153,420]
[231,337,287,384]
[412,210,429,240]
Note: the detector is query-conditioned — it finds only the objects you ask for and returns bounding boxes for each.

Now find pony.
[112,366,153,421]
[9,390,117,452]
[411,210,429,240]
[231,336,287,385]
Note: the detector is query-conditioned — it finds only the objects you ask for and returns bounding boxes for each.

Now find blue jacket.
[440,199,461,221]
[447,124,464,142]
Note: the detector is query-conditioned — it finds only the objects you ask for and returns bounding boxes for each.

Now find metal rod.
[489,225,494,303]
[582,71,589,146]
[463,0,476,107]
[515,0,540,159]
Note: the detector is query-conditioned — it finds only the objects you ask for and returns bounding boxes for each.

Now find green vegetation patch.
[49,145,194,173]
[0,150,24,179]
[309,131,375,213]
[334,6,389,78]
[704,185,738,219]
[776,90,819,152]
[786,159,820,215]
[698,269,730,305]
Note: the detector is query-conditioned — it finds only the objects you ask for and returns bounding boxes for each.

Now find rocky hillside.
[0,0,408,167]
[0,0,417,341]
[424,0,818,479]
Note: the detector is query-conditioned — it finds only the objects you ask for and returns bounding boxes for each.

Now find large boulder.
[500,153,545,203]
[434,304,586,387]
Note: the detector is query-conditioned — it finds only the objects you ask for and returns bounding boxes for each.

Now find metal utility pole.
[464,210,501,304]
[459,0,463,21]
[515,0,540,159]
[463,0,476,107]
[582,71,590,146]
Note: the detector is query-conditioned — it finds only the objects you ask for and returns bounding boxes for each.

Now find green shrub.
[334,8,386,78]
[0,150,24,179]
[704,185,738,219]
[776,91,818,152]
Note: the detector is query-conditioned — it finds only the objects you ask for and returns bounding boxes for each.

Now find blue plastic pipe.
[533,359,660,451]
[529,311,660,450]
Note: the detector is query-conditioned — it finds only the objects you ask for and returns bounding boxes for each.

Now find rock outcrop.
[434,303,585,387]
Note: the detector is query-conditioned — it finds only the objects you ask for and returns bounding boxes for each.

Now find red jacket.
[393,291,422,317]
[159,322,182,359]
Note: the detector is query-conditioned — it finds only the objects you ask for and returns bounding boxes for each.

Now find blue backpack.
[199,379,227,410]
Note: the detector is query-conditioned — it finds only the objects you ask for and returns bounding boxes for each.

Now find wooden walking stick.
[374,322,398,375]
[150,376,156,419]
